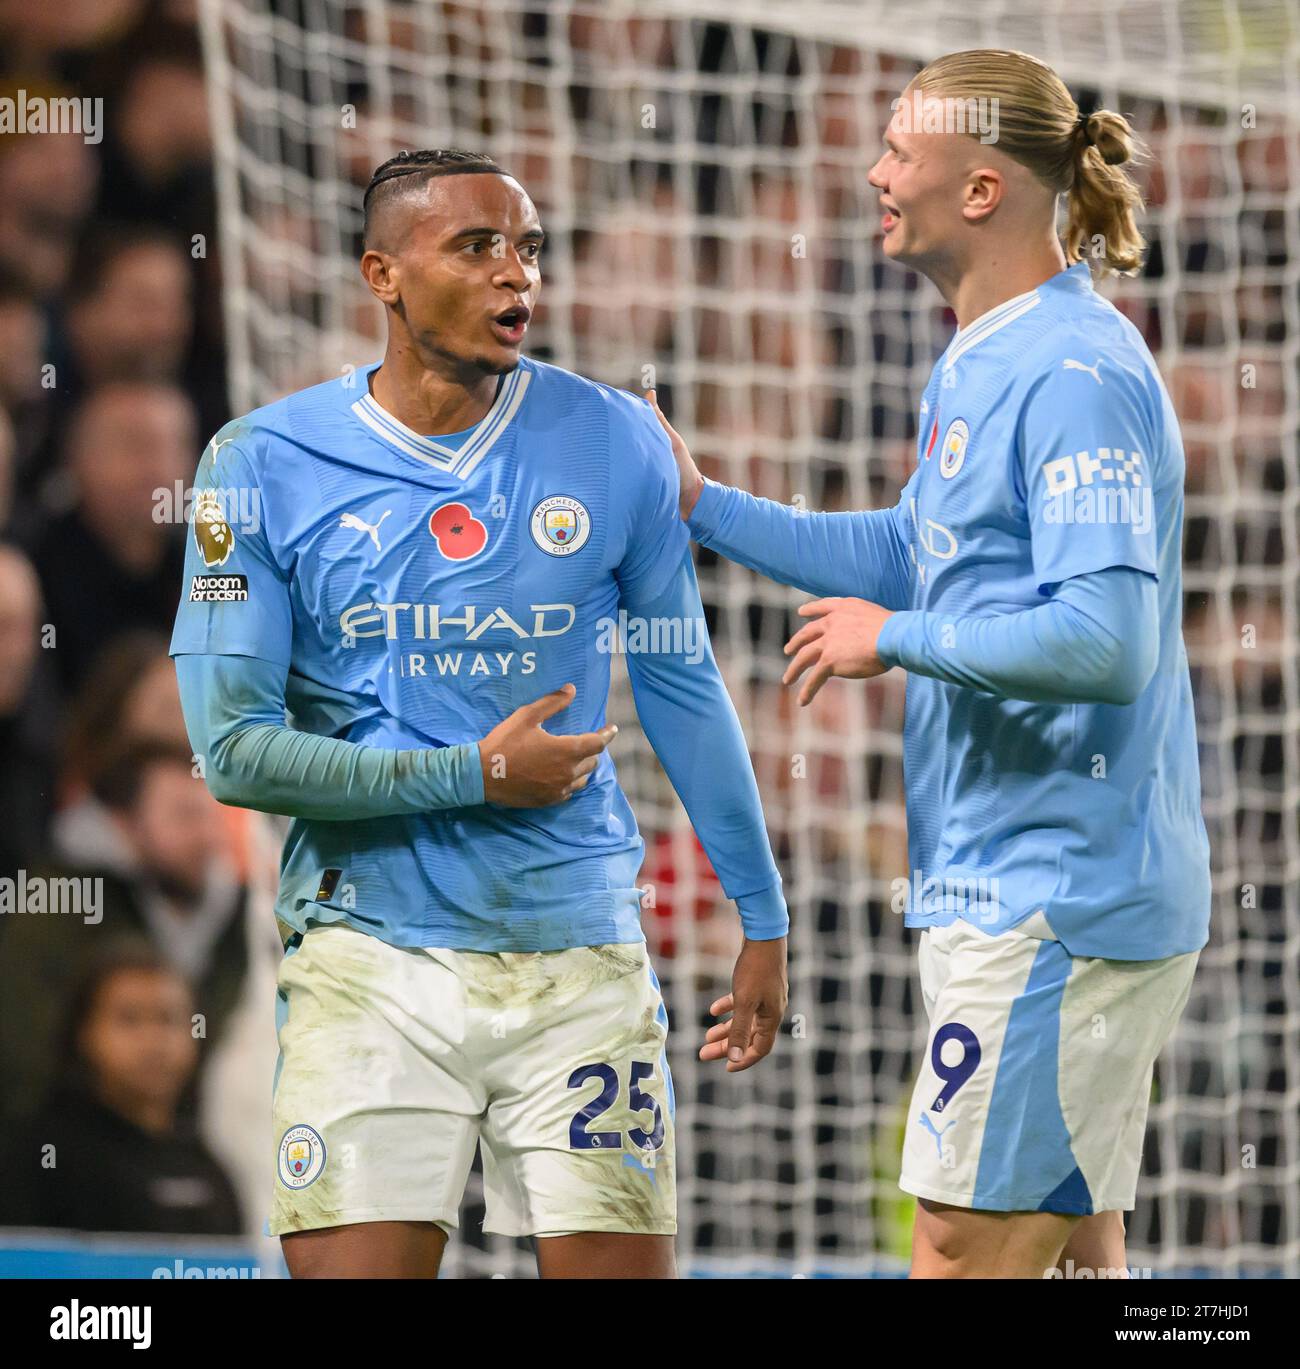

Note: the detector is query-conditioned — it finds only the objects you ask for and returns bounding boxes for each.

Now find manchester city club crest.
[277,1123,327,1189]
[939,418,969,480]
[530,495,591,556]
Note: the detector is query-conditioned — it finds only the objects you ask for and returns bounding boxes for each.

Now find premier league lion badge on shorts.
[278,1124,327,1189]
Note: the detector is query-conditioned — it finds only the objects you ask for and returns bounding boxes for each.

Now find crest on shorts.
[278,1123,327,1189]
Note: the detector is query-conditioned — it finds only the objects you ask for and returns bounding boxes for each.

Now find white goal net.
[197,0,1300,1276]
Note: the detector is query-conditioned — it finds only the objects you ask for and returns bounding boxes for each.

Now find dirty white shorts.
[269,923,676,1239]
[899,918,1198,1216]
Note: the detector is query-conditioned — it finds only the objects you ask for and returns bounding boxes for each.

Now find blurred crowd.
[0,0,1293,1268]
[0,0,278,1245]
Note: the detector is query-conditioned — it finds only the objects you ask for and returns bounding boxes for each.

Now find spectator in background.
[0,267,48,506]
[34,225,196,487]
[0,739,251,1124]
[56,630,190,857]
[0,0,150,81]
[90,28,227,436]
[0,121,101,299]
[0,405,15,530]
[62,225,193,388]
[27,380,190,693]
[0,942,242,1236]
[94,27,212,229]
[0,274,43,379]
[0,543,59,878]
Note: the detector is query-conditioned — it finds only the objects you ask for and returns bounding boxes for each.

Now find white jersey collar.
[942,285,1043,372]
[351,364,531,478]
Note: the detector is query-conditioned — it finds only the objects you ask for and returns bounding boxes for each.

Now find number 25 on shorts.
[568,1061,665,1151]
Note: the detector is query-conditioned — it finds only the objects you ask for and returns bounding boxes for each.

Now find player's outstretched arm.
[644,391,913,609]
[176,651,484,816]
[784,567,1159,707]
[176,654,615,817]
[621,550,789,1071]
[875,566,1158,704]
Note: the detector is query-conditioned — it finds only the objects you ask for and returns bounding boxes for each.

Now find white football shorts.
[269,922,676,1239]
[899,917,1198,1215]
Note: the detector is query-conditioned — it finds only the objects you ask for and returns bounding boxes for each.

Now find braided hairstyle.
[362,149,508,249]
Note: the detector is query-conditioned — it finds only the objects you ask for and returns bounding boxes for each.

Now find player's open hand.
[478,684,617,808]
[782,597,893,706]
[700,936,788,1072]
[643,389,705,522]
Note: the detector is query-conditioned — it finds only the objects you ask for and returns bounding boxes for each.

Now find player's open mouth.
[881,202,901,232]
[491,305,530,344]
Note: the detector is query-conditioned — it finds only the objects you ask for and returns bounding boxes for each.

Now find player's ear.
[360,248,401,305]
[962,167,1004,225]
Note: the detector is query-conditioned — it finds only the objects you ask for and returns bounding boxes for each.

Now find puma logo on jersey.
[340,509,392,550]
[1062,357,1103,385]
[207,435,237,462]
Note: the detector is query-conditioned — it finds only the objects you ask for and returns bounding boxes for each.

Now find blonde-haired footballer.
[651,49,1209,1278]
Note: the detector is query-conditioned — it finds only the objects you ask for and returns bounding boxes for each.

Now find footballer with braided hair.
[172,149,789,1277]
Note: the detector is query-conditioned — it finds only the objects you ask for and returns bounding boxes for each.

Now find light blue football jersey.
[892,262,1210,959]
[171,357,706,950]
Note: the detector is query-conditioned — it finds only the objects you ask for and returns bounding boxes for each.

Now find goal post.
[197,0,1300,1277]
